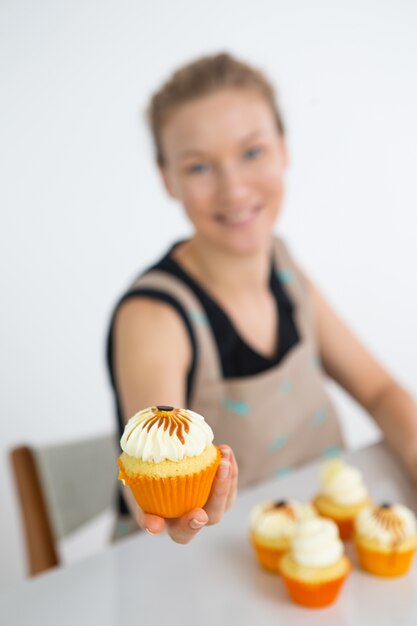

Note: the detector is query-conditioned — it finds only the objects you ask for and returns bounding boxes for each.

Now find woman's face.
[159,88,288,256]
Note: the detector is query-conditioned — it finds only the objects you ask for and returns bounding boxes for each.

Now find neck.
[175,235,273,297]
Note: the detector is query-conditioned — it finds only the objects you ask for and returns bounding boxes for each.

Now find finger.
[165,508,209,544]
[204,452,232,525]
[219,444,232,460]
[218,445,237,510]
[135,508,166,535]
[226,449,239,511]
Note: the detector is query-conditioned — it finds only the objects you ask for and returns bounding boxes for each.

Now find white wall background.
[1,0,416,591]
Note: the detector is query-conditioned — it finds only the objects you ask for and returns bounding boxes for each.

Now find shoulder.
[114,296,192,365]
[111,297,192,414]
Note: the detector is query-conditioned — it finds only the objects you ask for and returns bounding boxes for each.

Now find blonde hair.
[147,52,285,166]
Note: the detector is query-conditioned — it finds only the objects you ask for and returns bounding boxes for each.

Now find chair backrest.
[10,433,119,576]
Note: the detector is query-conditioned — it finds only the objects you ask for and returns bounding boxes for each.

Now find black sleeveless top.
[106,242,300,515]
[107,243,300,412]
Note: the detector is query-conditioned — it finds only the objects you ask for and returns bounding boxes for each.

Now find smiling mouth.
[216,203,262,227]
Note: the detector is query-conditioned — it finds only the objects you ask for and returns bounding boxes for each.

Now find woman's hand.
[114,300,240,542]
[134,445,238,544]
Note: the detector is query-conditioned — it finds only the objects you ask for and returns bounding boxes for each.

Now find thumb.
[165,508,209,544]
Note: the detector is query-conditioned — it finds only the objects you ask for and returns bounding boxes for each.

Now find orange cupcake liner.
[118,448,221,518]
[281,568,350,608]
[324,516,354,541]
[355,543,416,577]
[249,535,285,574]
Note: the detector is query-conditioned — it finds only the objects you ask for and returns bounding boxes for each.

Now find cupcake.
[118,405,221,518]
[280,518,351,608]
[249,500,317,574]
[313,458,371,540]
[354,502,417,577]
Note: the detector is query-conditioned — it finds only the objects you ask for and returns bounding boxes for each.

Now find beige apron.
[112,237,344,539]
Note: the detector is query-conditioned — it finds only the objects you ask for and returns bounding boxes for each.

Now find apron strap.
[272,237,315,344]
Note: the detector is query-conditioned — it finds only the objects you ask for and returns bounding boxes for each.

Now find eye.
[243,146,262,160]
[188,163,209,174]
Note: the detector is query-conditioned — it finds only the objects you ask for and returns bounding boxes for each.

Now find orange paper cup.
[332,517,355,541]
[281,569,350,609]
[356,544,416,577]
[249,535,285,574]
[118,449,221,518]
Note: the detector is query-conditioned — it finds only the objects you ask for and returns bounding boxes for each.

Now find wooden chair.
[10,433,119,577]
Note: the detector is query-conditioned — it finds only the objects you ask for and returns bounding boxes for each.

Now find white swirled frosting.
[320,459,368,505]
[250,501,317,539]
[120,406,214,462]
[292,518,344,567]
[355,504,417,546]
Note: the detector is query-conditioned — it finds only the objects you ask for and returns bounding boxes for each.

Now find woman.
[107,52,417,544]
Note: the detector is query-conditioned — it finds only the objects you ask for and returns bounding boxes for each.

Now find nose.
[217,164,249,207]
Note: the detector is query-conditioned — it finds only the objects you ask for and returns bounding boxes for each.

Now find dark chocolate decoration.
[380,502,391,509]
[273,500,288,508]
[156,405,174,411]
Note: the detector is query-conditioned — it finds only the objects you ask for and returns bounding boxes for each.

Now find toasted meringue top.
[355,503,417,546]
[250,500,317,539]
[120,406,214,462]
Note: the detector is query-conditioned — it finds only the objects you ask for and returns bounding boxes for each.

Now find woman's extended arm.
[113,297,238,543]
[308,278,417,483]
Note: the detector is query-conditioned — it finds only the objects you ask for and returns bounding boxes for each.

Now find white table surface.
[2,442,417,626]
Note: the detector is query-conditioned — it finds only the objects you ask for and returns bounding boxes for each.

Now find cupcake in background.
[354,502,417,577]
[249,500,317,574]
[280,518,351,608]
[313,458,371,539]
[118,406,221,518]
